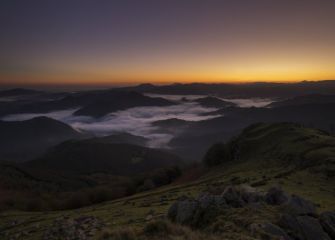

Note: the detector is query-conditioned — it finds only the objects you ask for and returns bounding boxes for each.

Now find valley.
[1,83,335,239]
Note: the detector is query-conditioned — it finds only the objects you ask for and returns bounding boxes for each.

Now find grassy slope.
[1,123,335,239]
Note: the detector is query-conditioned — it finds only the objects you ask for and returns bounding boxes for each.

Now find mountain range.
[1,82,335,239]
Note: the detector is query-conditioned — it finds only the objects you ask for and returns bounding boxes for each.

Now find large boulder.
[167,193,227,227]
[283,195,316,216]
[296,216,331,240]
[320,211,335,239]
[249,222,293,240]
[221,185,245,207]
[167,185,266,227]
[279,214,303,238]
[265,187,316,216]
[239,185,265,204]
[279,214,331,240]
[265,186,290,205]
[197,192,226,209]
[167,184,334,239]
[167,196,199,225]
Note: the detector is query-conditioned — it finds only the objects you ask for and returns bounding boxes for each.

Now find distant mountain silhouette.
[129,80,335,98]
[114,83,156,92]
[74,91,175,117]
[269,94,335,107]
[0,90,175,118]
[0,117,82,161]
[0,88,45,98]
[194,96,236,108]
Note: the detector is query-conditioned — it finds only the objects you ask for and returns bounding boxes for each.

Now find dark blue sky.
[1,0,335,87]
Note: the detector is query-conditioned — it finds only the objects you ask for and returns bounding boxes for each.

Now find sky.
[1,0,335,87]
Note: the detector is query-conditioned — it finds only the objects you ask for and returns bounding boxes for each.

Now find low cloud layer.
[1,95,273,148]
[2,102,220,148]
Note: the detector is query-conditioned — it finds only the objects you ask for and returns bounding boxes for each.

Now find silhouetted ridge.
[0,117,82,161]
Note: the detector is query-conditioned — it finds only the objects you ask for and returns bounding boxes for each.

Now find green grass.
[1,163,334,240]
[1,123,335,239]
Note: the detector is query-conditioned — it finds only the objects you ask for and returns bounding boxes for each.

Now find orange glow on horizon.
[2,1,335,87]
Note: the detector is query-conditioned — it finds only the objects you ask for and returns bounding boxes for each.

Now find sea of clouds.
[145,94,273,108]
[1,95,273,148]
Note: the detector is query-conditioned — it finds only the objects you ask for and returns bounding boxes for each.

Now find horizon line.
[1,79,335,91]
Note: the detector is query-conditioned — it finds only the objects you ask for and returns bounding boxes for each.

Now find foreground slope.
[1,123,335,240]
[171,101,335,161]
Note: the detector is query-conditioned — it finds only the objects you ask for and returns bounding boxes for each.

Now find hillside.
[0,117,82,162]
[0,138,182,212]
[25,140,182,175]
[204,122,335,173]
[88,133,149,147]
[0,90,175,118]
[170,102,335,161]
[1,123,335,240]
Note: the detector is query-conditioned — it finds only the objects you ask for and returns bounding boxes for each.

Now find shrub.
[203,143,232,167]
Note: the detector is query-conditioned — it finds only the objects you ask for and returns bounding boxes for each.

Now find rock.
[279,214,302,237]
[283,195,316,216]
[197,192,226,209]
[249,222,292,240]
[279,214,331,240]
[167,193,227,227]
[265,187,316,216]
[167,184,328,237]
[297,216,331,240]
[146,215,153,221]
[176,200,199,224]
[265,186,289,205]
[168,198,199,225]
[43,215,105,240]
[239,185,264,204]
[221,186,245,207]
[320,211,335,239]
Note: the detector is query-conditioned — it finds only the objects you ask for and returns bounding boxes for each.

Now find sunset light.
[1,0,335,87]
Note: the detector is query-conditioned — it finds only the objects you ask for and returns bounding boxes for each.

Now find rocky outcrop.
[168,185,264,227]
[283,194,317,216]
[249,222,293,240]
[43,215,105,240]
[167,197,199,225]
[167,185,335,240]
[279,214,332,240]
[265,186,290,205]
